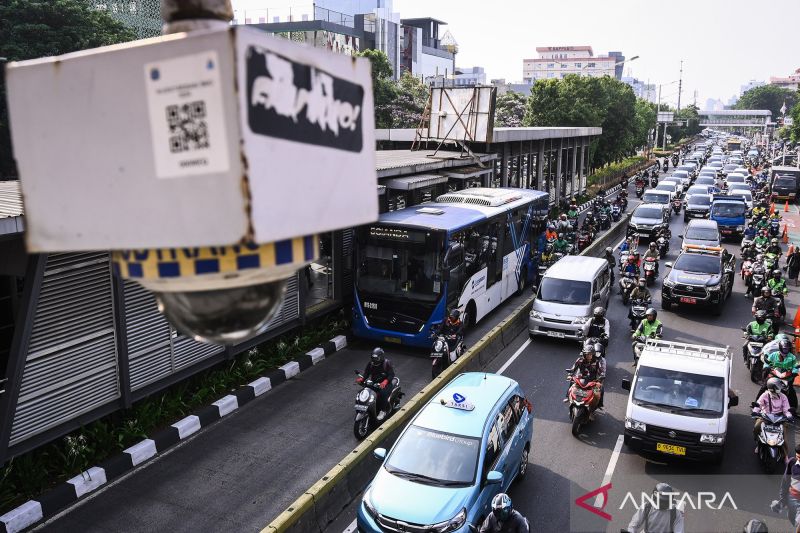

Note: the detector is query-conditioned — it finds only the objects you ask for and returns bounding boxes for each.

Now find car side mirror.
[729,395,739,408]
[621,378,631,391]
[665,262,673,268]
[486,470,503,485]
[373,448,386,460]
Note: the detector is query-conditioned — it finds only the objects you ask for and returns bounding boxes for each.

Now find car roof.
[544,255,608,279]
[696,176,715,182]
[686,219,718,229]
[413,373,516,438]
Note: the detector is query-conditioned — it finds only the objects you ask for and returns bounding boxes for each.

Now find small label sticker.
[144,51,230,178]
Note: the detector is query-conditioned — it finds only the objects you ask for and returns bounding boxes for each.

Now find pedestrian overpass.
[699,109,772,133]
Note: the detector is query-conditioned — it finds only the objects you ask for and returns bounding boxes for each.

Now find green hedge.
[1,312,349,514]
[587,156,648,191]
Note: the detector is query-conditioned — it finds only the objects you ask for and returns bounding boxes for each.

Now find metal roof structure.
[376,150,497,178]
[376,127,603,144]
[0,181,24,236]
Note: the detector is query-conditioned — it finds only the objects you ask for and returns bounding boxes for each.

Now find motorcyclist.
[757,216,770,232]
[643,242,660,275]
[769,269,789,297]
[744,223,758,242]
[767,238,783,258]
[544,223,557,241]
[360,348,395,413]
[763,338,798,408]
[773,287,787,327]
[632,308,663,346]
[567,203,579,222]
[752,204,767,219]
[622,254,640,278]
[628,278,653,329]
[556,213,572,234]
[741,242,757,262]
[754,230,769,250]
[770,210,783,222]
[480,493,529,533]
[604,247,616,284]
[753,377,793,459]
[778,443,800,531]
[553,233,570,254]
[624,482,685,533]
[619,236,635,253]
[441,309,464,355]
[540,243,555,265]
[753,286,779,318]
[582,212,596,234]
[566,343,605,415]
[743,310,774,362]
[583,306,610,346]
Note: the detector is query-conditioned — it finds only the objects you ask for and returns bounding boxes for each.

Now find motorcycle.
[629,298,649,331]
[742,330,767,383]
[621,177,629,188]
[597,210,611,230]
[632,332,662,363]
[576,231,593,252]
[565,372,602,437]
[643,256,658,286]
[611,204,621,222]
[671,198,682,215]
[430,327,464,380]
[619,272,637,304]
[741,258,753,284]
[752,409,792,474]
[770,219,781,237]
[741,236,754,249]
[649,175,658,188]
[763,252,779,273]
[353,371,403,440]
[635,182,645,199]
[656,234,669,259]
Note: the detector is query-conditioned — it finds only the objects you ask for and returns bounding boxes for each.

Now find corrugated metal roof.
[376,150,496,178]
[383,174,449,191]
[0,181,23,219]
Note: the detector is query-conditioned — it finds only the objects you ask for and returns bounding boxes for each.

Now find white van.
[529,256,611,342]
[622,340,737,464]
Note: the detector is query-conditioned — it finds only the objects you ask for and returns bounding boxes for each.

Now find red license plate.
[680,297,697,304]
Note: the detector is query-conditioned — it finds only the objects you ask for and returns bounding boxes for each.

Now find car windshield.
[634,207,662,219]
[688,195,711,206]
[673,253,719,274]
[711,203,746,218]
[696,178,715,184]
[633,366,725,418]
[687,186,708,195]
[643,192,669,204]
[385,426,479,486]
[685,227,718,241]
[655,184,674,192]
[726,175,745,182]
[775,177,797,188]
[538,277,591,305]
[356,227,442,302]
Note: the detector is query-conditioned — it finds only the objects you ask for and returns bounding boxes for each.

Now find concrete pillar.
[501,143,510,187]
[577,138,585,192]
[554,139,563,204]
[570,141,578,199]
[536,141,544,191]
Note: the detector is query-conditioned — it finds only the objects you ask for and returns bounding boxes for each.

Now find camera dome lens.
[153,278,288,344]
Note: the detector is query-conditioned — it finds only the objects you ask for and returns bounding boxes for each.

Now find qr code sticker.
[166,101,209,153]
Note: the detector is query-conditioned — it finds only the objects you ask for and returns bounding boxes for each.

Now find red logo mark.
[574,483,613,521]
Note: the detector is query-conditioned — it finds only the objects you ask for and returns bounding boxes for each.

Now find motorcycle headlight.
[431,508,467,533]
[531,311,542,320]
[625,417,647,432]
[700,433,725,444]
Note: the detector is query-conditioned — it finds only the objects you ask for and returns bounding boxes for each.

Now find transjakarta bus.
[353,188,549,347]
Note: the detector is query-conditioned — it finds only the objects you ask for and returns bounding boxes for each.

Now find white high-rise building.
[522,46,619,83]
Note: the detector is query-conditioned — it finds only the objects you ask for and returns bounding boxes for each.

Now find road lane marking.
[343,518,357,533]
[594,434,624,507]
[497,338,531,375]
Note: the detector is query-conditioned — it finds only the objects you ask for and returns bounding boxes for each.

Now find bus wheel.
[516,268,528,296]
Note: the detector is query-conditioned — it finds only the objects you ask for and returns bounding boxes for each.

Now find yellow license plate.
[384,336,402,344]
[656,443,686,456]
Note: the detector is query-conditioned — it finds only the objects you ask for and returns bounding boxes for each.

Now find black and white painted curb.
[0,335,348,533]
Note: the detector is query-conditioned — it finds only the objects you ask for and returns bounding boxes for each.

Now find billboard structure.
[415,86,496,157]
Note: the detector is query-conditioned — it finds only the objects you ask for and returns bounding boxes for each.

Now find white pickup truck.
[621,339,738,464]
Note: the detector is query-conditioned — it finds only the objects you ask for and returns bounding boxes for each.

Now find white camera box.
[5,26,377,251]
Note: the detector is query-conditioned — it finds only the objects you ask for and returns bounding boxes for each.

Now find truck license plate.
[680,297,697,304]
[656,443,686,456]
[547,331,565,338]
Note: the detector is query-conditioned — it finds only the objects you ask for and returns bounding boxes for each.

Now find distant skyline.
[233,0,800,108]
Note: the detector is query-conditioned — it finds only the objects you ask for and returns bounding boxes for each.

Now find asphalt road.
[327,174,800,533]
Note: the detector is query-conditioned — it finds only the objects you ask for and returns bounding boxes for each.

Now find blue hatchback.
[357,373,533,532]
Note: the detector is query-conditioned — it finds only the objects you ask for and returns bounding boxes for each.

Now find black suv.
[662,245,734,315]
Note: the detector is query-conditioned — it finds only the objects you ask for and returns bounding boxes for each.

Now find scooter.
[750,264,766,298]
[629,298,649,331]
[353,371,403,440]
[597,210,611,230]
[619,272,637,304]
[763,252,779,273]
[770,219,781,237]
[643,257,657,286]
[671,198,682,215]
[752,409,792,474]
[656,233,669,258]
[611,204,621,222]
[565,373,601,437]
[649,175,658,188]
[576,230,593,252]
[635,184,645,199]
[430,327,464,380]
[742,330,767,383]
[632,332,661,364]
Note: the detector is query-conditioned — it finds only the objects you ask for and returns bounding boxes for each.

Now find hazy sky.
[234,0,800,107]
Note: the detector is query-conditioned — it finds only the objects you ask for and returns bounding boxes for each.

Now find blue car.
[358,373,533,532]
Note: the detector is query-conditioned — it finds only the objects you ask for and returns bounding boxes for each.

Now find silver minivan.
[529,256,611,341]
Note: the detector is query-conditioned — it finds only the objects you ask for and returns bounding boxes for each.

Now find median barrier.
[263,209,634,533]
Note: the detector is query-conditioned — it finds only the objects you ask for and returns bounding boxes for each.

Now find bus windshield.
[356,226,443,302]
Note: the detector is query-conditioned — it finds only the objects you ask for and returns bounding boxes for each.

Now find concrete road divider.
[263,208,633,533]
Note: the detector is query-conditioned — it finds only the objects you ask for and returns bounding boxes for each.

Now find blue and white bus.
[353,188,549,348]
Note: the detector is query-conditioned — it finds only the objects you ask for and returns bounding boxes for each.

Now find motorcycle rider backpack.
[641,503,677,533]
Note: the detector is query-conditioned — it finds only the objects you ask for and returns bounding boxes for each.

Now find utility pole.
[693,89,697,108]
[676,59,683,112]
[654,84,662,149]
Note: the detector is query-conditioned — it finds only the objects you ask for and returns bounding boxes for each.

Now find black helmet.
[767,377,783,393]
[491,493,512,521]
[773,269,782,278]
[645,308,657,320]
[755,310,767,323]
[771,238,778,245]
[605,246,613,255]
[371,347,385,366]
[779,338,792,355]
[593,306,605,319]
[450,309,461,320]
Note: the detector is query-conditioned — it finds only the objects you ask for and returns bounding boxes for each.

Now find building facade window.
[575,63,581,68]
[547,63,554,68]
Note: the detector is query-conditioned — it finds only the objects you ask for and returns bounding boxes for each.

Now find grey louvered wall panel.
[341,229,355,298]
[10,253,119,446]
[264,273,299,329]
[123,280,175,391]
[173,335,224,370]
